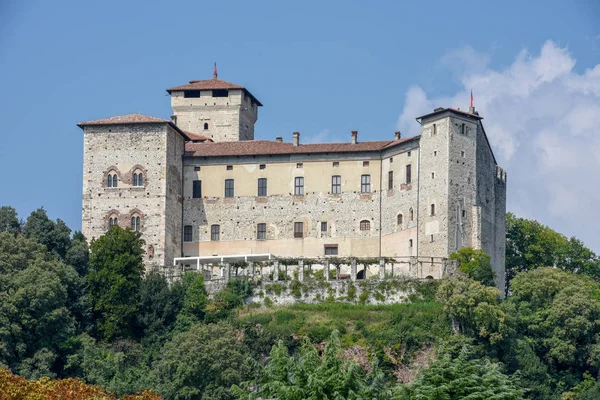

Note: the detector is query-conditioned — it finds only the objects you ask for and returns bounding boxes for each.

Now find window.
[361,174,371,193]
[133,172,143,187]
[363,161,369,167]
[294,222,304,238]
[360,220,370,231]
[224,179,234,197]
[434,151,437,156]
[462,209,466,218]
[257,223,267,240]
[430,234,435,242]
[461,151,465,158]
[333,161,339,167]
[294,177,304,196]
[321,221,328,232]
[390,157,393,163]
[203,122,209,130]
[184,225,193,242]
[406,165,412,184]
[193,180,202,198]
[184,90,200,98]
[212,89,228,97]
[431,204,436,216]
[226,165,233,170]
[210,225,220,241]
[258,178,267,197]
[432,123,437,135]
[131,216,141,231]
[409,239,413,247]
[388,171,393,190]
[331,175,341,194]
[112,174,118,188]
[107,173,118,188]
[397,214,403,225]
[109,216,118,227]
[461,123,465,135]
[407,151,411,157]
[259,164,266,170]
[194,166,201,171]
[324,245,338,255]
[296,163,303,169]
[409,208,414,221]
[431,172,435,179]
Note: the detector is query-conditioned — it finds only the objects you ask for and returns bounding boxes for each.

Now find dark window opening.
[193,180,202,198]
[462,209,466,218]
[360,220,370,231]
[321,221,328,232]
[332,175,341,194]
[409,239,413,247]
[225,179,234,197]
[361,174,371,193]
[259,164,266,169]
[324,245,338,255]
[406,164,412,184]
[397,214,403,225]
[212,89,228,97]
[432,123,437,135]
[226,165,233,170]
[388,171,393,190]
[184,225,193,242]
[203,122,209,130]
[363,161,369,167]
[131,216,141,231]
[296,163,303,169]
[333,161,339,167]
[461,123,465,134]
[133,172,143,187]
[294,222,304,238]
[211,225,220,241]
[409,208,414,221]
[294,177,304,196]
[184,90,200,98]
[258,178,267,197]
[431,204,436,216]
[257,223,267,240]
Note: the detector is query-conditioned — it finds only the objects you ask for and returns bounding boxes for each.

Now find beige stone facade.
[78,75,507,290]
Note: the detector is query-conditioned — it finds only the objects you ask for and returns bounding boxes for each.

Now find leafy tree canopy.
[22,207,72,258]
[450,247,496,287]
[0,206,20,234]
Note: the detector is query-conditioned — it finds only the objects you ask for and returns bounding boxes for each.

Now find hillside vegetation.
[1,205,600,399]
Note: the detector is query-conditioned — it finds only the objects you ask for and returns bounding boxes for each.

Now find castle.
[78,69,507,290]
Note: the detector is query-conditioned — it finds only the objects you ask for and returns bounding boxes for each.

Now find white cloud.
[397,40,600,251]
[304,128,345,144]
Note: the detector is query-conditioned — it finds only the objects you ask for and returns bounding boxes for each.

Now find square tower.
[167,70,262,142]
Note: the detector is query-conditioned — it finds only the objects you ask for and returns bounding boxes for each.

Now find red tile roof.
[77,113,170,126]
[184,131,213,142]
[166,77,263,106]
[185,136,418,157]
[416,107,483,121]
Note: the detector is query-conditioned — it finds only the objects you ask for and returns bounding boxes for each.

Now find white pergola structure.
[173,253,276,280]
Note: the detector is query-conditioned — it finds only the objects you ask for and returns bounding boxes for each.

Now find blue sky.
[1,0,599,250]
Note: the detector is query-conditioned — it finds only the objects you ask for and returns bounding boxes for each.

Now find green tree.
[175,272,208,331]
[450,247,496,286]
[87,226,145,340]
[0,206,20,234]
[151,322,251,400]
[65,231,90,276]
[22,207,72,258]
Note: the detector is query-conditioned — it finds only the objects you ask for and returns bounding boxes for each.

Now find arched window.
[107,174,113,187]
[397,214,403,226]
[108,216,118,227]
[133,172,144,187]
[360,220,370,231]
[107,172,118,188]
[204,122,209,130]
[431,204,435,216]
[409,208,414,221]
[133,173,138,187]
[111,174,118,188]
[131,215,141,231]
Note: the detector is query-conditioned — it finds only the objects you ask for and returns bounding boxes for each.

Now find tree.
[450,247,495,286]
[151,322,251,400]
[174,272,208,331]
[65,231,90,276]
[0,206,20,234]
[87,226,145,340]
[22,207,72,258]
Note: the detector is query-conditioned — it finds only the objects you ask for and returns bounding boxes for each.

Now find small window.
[461,123,465,135]
[406,165,412,184]
[432,123,437,135]
[259,164,266,170]
[431,234,435,242]
[107,174,114,187]
[409,208,414,221]
[226,165,233,170]
[112,174,118,188]
[194,166,201,171]
[431,172,435,179]
[360,220,370,231]
[390,157,393,163]
[132,173,140,187]
[324,245,338,256]
[388,171,394,190]
[434,151,437,157]
[225,179,234,197]
[363,161,369,167]
[131,216,141,232]
[461,151,465,158]
[331,175,341,194]
[184,225,193,242]
[212,89,228,97]
[203,122,209,130]
[294,177,304,196]
[257,223,267,240]
[462,209,466,218]
[294,222,304,238]
[333,161,339,167]
[296,163,303,169]
[321,221,328,232]
[407,151,411,157]
[109,216,118,227]
[431,204,436,216]
[361,174,371,193]
[258,178,267,197]
[409,239,413,247]
[211,225,220,241]
[184,90,200,98]
[193,180,202,198]
[397,214,403,225]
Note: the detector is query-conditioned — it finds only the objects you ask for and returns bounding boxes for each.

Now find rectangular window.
[259,164,266,170]
[210,225,220,241]
[192,180,202,198]
[294,222,304,238]
[224,179,234,198]
[296,163,303,169]
[432,123,437,135]
[388,171,393,190]
[407,151,411,157]
[258,178,267,197]
[294,177,304,196]
[331,175,341,194]
[333,161,339,167]
[390,157,393,163]
[226,165,233,170]
[194,166,201,171]
[257,223,266,240]
[406,165,412,184]
[462,209,466,218]
[363,161,369,167]
[321,221,328,232]
[361,174,371,193]
[324,245,338,255]
[212,89,228,97]
[409,239,413,247]
[183,225,193,242]
[184,90,200,98]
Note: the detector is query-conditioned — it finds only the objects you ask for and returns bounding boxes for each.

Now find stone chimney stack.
[394,131,401,140]
[351,130,358,144]
[275,136,283,142]
[469,106,476,114]
[293,132,300,146]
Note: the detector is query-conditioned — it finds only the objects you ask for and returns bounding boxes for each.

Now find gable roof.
[185,136,418,157]
[416,107,483,122]
[76,113,191,140]
[166,78,263,106]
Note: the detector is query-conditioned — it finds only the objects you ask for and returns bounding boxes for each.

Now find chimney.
[293,132,300,146]
[469,106,476,114]
[351,130,358,144]
[275,136,283,142]
[394,131,401,140]
[171,115,177,125]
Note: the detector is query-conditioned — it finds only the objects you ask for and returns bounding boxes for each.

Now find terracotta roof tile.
[77,113,170,127]
[166,77,263,106]
[184,131,213,142]
[185,136,418,157]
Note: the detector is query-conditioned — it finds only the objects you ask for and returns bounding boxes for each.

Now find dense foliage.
[2,206,600,399]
